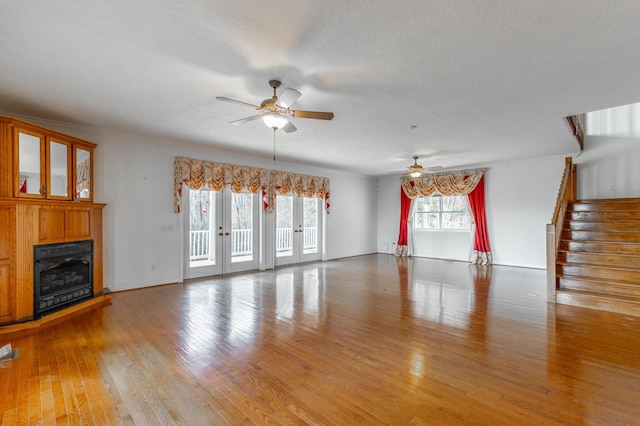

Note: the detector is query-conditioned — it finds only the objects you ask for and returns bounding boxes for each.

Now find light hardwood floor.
[1,254,640,425]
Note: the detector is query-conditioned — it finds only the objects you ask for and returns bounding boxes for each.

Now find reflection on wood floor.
[2,254,640,424]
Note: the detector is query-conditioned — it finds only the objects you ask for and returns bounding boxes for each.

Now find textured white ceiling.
[1,1,639,176]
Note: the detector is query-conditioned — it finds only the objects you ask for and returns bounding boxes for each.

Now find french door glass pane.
[231,192,253,262]
[303,197,318,254]
[276,195,293,257]
[189,190,215,266]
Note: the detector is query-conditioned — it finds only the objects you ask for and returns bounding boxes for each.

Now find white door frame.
[274,194,323,267]
[182,187,261,279]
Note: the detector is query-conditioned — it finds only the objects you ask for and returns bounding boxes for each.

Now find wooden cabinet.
[39,205,92,242]
[0,204,15,323]
[0,116,105,326]
[1,116,95,202]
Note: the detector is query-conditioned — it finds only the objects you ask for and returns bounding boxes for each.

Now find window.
[414,195,471,230]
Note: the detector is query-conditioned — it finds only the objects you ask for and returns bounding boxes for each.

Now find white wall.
[376,175,401,254]
[326,173,379,259]
[377,155,567,269]
[486,156,565,268]
[575,135,640,199]
[21,118,378,292]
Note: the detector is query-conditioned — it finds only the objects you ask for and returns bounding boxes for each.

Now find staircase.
[555,198,640,316]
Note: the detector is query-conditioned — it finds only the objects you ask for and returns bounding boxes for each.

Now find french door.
[275,195,322,266]
[184,188,259,278]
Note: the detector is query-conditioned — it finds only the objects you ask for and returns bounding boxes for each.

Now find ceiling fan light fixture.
[262,113,289,130]
[408,156,425,177]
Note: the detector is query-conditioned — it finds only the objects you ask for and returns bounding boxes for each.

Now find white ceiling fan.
[216,80,334,133]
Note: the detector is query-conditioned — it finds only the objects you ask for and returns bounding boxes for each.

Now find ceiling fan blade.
[216,97,260,109]
[283,121,297,133]
[276,88,301,108]
[388,166,443,175]
[291,110,334,120]
[229,114,265,125]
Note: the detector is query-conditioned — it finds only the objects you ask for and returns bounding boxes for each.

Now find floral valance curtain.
[400,169,484,199]
[267,170,330,213]
[174,156,267,213]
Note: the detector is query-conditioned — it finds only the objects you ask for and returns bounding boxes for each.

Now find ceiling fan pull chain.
[273,128,277,165]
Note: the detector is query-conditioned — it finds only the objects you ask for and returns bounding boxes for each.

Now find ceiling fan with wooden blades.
[408,156,443,177]
[391,156,442,177]
[216,80,334,133]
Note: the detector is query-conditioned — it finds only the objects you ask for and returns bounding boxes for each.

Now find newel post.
[546,223,557,303]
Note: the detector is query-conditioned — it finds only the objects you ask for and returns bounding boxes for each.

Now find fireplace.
[34,240,93,317]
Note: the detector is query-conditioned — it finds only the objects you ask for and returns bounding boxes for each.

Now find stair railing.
[546,157,577,302]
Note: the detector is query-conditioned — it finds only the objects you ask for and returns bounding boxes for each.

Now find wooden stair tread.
[557,259,640,272]
[557,288,640,302]
[560,239,640,244]
[559,242,640,253]
[560,230,640,242]
[569,202,640,212]
[562,230,640,233]
[575,197,640,203]
[558,275,640,291]
[556,289,640,317]
[557,272,640,288]
[558,249,640,259]
[564,220,640,225]
[567,211,640,221]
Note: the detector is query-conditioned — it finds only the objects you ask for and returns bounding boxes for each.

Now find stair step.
[558,276,640,298]
[557,250,640,268]
[570,200,640,212]
[557,262,640,283]
[559,240,640,255]
[561,230,640,242]
[556,289,640,317]
[564,220,640,232]
[568,210,640,221]
[575,197,640,203]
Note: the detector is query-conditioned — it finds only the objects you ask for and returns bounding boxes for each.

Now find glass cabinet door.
[16,129,45,197]
[47,138,72,199]
[75,147,92,200]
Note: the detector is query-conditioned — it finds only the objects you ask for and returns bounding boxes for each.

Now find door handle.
[218,233,223,236]
[225,232,230,236]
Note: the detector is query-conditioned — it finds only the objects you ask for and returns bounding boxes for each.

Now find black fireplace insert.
[34,240,93,317]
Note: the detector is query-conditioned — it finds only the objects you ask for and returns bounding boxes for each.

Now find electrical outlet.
[160,225,174,232]
[150,264,156,271]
